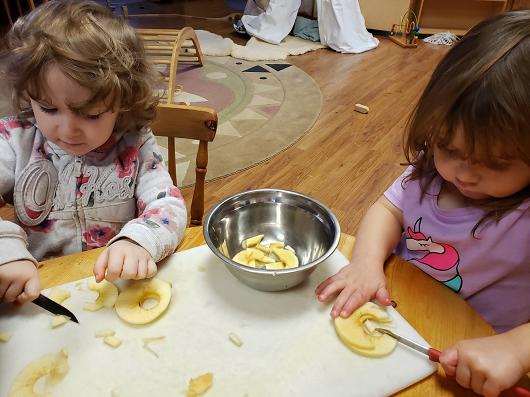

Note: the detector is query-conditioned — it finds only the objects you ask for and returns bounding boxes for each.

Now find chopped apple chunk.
[51,315,68,328]
[0,332,12,342]
[94,329,116,338]
[187,372,213,397]
[49,289,70,304]
[104,335,122,348]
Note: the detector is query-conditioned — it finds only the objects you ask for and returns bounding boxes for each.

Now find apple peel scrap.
[115,278,171,325]
[229,234,299,270]
[7,350,69,397]
[334,302,397,357]
[142,336,166,358]
[83,279,119,311]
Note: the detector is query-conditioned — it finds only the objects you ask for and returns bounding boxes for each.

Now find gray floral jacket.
[0,116,187,267]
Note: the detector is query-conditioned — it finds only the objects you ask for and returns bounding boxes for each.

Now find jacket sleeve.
[108,131,187,262]
[0,119,40,267]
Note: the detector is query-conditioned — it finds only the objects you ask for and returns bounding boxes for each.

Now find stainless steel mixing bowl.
[203,189,340,291]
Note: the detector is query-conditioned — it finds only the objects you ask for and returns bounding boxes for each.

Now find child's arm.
[0,120,41,302]
[439,322,530,397]
[315,196,403,317]
[94,132,187,282]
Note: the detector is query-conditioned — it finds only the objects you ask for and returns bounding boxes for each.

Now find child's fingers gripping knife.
[439,348,458,377]
[16,277,41,304]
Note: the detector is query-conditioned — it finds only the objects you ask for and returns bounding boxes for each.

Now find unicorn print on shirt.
[405,217,462,292]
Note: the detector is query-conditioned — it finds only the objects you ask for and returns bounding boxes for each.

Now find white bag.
[316,0,379,53]
[241,0,302,45]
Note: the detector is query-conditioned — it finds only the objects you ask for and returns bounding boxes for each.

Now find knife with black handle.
[32,294,79,323]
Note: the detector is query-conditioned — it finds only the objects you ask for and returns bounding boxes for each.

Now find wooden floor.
[122,6,448,235]
[0,1,449,237]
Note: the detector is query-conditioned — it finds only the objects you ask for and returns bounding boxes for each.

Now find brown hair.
[403,10,530,234]
[3,0,160,133]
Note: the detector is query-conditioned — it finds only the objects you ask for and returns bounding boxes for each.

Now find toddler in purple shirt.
[316,11,530,397]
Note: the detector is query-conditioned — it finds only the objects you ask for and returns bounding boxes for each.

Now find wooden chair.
[139,28,217,226]
[2,0,47,26]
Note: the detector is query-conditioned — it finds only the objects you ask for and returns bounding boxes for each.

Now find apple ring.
[334,302,397,357]
[8,350,69,397]
[115,278,171,325]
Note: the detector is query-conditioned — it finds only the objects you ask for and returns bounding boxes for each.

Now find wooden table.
[38,227,525,397]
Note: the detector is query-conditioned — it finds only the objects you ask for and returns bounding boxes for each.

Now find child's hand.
[439,331,529,397]
[0,260,41,304]
[315,260,391,318]
[93,239,157,283]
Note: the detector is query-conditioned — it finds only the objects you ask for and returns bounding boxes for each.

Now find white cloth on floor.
[241,0,302,45]
[316,0,378,53]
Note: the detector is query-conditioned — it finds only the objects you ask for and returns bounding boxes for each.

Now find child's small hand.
[0,260,41,304]
[439,332,529,397]
[315,260,391,318]
[93,239,157,283]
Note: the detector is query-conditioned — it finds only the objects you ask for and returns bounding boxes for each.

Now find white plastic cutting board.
[0,245,436,397]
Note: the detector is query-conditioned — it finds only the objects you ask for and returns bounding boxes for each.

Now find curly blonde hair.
[3,0,160,133]
[403,11,530,234]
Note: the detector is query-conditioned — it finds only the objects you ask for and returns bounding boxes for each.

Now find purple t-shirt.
[384,167,530,332]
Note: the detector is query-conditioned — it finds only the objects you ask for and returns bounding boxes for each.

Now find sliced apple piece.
[246,247,266,261]
[242,234,264,248]
[335,313,374,350]
[51,315,68,329]
[115,278,171,325]
[265,261,285,270]
[104,335,122,348]
[0,332,12,343]
[7,350,69,397]
[255,243,270,254]
[95,329,116,338]
[269,241,285,249]
[218,240,229,257]
[272,247,299,269]
[83,279,119,312]
[49,289,70,304]
[334,302,397,357]
[232,250,250,266]
[187,372,213,397]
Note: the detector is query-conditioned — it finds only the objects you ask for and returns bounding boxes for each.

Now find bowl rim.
[203,188,341,276]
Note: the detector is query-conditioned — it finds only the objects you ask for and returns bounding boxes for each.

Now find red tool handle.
[502,386,530,397]
[427,347,441,362]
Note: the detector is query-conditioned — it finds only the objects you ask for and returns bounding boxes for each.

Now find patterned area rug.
[0,56,322,188]
[158,56,322,187]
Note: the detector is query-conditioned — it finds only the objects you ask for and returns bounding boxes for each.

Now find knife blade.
[375,327,530,397]
[375,327,441,361]
[32,294,79,323]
